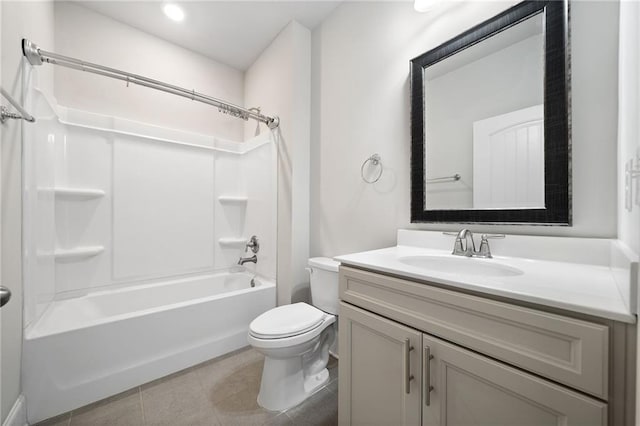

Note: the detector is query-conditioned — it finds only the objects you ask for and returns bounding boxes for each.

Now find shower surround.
[21,88,277,423]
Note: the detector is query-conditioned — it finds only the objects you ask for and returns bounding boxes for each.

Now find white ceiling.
[78,1,342,70]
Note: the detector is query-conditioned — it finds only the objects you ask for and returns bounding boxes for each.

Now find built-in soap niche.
[218,195,248,205]
[50,186,106,263]
[217,195,248,247]
[216,195,251,269]
[218,237,248,249]
[41,186,105,200]
[53,246,104,262]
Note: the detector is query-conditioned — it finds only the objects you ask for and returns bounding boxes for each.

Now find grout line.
[283,412,295,423]
[139,386,146,425]
[67,410,72,426]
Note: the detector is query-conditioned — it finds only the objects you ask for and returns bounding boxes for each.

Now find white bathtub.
[23,271,275,424]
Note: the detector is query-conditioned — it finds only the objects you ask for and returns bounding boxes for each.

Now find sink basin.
[398,255,524,277]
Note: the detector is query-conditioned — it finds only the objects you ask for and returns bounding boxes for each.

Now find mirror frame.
[410,0,571,225]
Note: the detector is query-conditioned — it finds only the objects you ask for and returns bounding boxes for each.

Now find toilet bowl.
[248,257,339,411]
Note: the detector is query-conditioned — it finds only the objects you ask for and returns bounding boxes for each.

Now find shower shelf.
[218,238,247,248]
[52,246,104,261]
[39,187,106,200]
[218,196,248,205]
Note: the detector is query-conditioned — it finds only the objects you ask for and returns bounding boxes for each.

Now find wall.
[311,1,619,257]
[617,2,640,422]
[1,1,55,422]
[53,2,245,141]
[618,1,640,256]
[244,21,311,305]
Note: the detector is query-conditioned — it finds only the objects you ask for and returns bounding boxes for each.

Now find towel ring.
[361,154,383,184]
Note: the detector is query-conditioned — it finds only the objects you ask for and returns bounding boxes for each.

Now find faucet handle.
[481,234,505,240]
[444,232,466,255]
[451,239,465,256]
[477,234,505,258]
[444,231,472,256]
[246,235,260,253]
[443,232,462,254]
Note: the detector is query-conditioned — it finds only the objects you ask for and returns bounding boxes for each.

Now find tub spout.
[238,254,257,265]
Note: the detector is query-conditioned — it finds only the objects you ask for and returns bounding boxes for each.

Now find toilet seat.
[248,304,335,350]
[249,303,326,339]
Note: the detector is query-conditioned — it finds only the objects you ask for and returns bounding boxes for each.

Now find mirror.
[410,1,570,224]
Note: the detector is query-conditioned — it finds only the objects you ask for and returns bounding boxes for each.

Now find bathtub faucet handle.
[246,235,260,254]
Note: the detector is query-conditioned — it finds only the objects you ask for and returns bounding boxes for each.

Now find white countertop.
[335,245,636,324]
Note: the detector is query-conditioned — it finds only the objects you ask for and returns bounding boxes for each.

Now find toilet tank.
[308,257,340,315]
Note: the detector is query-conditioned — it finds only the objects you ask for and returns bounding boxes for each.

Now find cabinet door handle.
[424,346,435,406]
[404,338,414,394]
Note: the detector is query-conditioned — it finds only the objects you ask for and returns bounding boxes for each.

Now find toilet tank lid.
[308,257,340,272]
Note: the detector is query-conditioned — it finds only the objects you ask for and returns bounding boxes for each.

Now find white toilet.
[247,257,339,411]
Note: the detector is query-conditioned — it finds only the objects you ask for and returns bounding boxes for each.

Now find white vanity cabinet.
[338,266,635,426]
[339,302,422,425]
[421,332,606,426]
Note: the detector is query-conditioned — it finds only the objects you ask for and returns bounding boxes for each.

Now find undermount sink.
[397,255,524,277]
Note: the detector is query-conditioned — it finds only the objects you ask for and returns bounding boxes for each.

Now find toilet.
[247,257,339,411]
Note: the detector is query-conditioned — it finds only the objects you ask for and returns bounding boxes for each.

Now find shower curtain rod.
[1,87,35,123]
[21,39,280,129]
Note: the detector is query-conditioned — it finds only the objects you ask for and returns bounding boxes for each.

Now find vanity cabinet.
[338,266,634,426]
[421,332,606,426]
[339,302,422,425]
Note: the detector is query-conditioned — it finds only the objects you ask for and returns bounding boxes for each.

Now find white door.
[473,105,544,209]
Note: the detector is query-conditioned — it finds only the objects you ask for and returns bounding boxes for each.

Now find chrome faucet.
[238,254,257,265]
[452,229,477,257]
[238,235,260,265]
[444,229,505,258]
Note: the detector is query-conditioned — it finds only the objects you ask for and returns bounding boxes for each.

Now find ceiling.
[78,1,342,70]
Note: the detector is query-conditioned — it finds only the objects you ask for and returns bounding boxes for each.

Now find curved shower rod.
[22,39,280,129]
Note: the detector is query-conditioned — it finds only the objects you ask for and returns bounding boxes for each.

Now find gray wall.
[244,21,311,306]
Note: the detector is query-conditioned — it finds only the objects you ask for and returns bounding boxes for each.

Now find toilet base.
[248,306,336,412]
[304,367,329,394]
[256,357,330,411]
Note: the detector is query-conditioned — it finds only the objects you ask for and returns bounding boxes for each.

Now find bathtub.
[23,270,275,424]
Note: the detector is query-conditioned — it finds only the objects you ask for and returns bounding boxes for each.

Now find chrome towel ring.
[361,154,383,184]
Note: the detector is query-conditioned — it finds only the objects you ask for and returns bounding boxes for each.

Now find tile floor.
[36,347,338,426]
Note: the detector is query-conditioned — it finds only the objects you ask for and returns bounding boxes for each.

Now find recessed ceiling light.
[163,3,184,22]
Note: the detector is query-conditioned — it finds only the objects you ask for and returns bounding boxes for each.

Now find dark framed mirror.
[410,0,570,224]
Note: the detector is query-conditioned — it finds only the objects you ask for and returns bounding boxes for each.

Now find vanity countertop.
[335,244,636,324]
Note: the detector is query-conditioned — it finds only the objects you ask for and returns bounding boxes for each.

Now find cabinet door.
[339,302,422,426]
[422,333,607,426]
